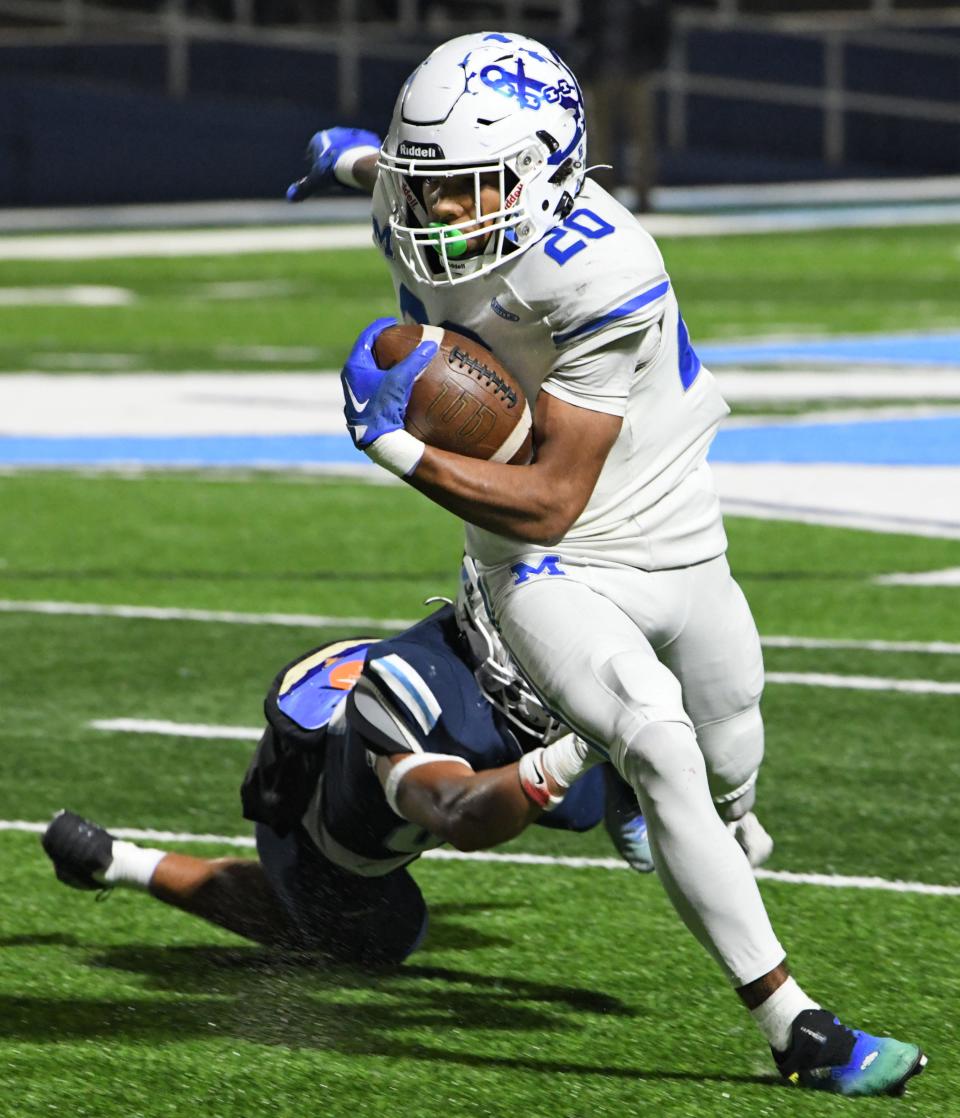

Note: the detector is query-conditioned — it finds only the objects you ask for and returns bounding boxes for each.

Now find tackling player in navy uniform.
[41,578,631,967]
[282,31,926,1097]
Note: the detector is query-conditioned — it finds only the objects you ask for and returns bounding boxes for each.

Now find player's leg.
[660,559,927,1091]
[43,809,425,967]
[255,823,428,966]
[482,570,925,1094]
[484,571,784,985]
[41,809,295,945]
[149,853,294,946]
[656,555,773,863]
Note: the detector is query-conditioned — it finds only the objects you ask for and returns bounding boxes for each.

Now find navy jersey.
[266,605,602,877]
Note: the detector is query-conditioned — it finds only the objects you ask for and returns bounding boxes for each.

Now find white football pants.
[480,552,784,985]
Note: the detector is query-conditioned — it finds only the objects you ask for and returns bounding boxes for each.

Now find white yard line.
[0,286,135,306]
[875,567,960,587]
[2,599,959,655]
[3,819,258,849]
[4,818,957,897]
[719,498,960,541]
[766,671,960,695]
[15,376,960,541]
[90,718,261,741]
[761,635,960,654]
[723,405,960,429]
[751,867,960,897]
[716,372,960,403]
[0,599,417,631]
[0,226,375,261]
[0,373,347,436]
[713,464,960,542]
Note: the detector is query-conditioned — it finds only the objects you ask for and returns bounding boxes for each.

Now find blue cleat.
[602,765,654,873]
[775,1008,927,1097]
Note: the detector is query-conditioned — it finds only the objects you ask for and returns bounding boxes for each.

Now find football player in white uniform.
[287,32,925,1097]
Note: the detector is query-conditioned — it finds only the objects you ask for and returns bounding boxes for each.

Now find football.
[373,324,533,464]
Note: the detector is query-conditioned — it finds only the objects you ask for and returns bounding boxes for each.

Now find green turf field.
[1,473,958,1117]
[1,224,958,1115]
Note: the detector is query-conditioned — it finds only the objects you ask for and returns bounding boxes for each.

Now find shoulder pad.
[346,675,424,755]
[509,186,669,348]
[272,639,375,732]
[346,645,453,756]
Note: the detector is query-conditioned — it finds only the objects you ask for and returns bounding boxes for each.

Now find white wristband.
[366,429,426,478]
[333,145,381,189]
[541,733,600,789]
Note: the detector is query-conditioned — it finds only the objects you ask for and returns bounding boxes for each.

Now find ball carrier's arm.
[342,323,621,542]
[351,153,380,194]
[286,130,381,200]
[410,390,621,544]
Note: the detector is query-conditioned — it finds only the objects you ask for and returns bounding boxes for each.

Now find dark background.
[1,0,958,207]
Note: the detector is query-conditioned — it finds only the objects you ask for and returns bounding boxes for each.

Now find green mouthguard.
[429,222,469,259]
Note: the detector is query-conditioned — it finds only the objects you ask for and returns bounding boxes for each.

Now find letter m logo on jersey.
[372,215,393,258]
[510,555,566,585]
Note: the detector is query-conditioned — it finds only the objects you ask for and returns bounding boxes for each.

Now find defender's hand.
[340,318,437,476]
[286,127,381,200]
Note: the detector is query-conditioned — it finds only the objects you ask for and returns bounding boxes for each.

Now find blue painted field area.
[0,434,365,469]
[4,413,959,469]
[699,333,960,367]
[710,415,960,465]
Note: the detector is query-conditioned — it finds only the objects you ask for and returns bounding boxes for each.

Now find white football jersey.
[371,178,730,570]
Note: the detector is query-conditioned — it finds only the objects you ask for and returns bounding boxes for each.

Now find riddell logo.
[397,141,445,159]
[504,181,524,210]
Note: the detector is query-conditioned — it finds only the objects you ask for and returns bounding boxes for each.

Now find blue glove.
[286,127,382,201]
[341,318,438,449]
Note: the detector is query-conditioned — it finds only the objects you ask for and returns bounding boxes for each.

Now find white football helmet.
[379,31,587,286]
[455,555,566,744]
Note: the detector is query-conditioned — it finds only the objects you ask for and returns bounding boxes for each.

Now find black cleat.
[41,809,115,891]
[775,1008,927,1097]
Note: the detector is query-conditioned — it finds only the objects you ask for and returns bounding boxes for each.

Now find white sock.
[101,840,166,890]
[750,977,821,1053]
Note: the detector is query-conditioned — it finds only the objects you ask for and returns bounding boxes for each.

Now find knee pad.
[696,704,764,821]
[613,719,705,801]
